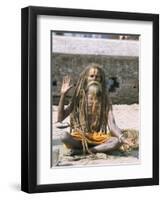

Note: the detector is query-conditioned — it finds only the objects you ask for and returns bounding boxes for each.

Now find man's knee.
[60,131,70,142]
[60,131,82,149]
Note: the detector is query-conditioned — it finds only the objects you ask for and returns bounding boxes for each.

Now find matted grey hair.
[70,63,111,134]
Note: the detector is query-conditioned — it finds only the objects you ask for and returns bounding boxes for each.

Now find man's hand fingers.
[67,84,74,91]
[63,76,71,84]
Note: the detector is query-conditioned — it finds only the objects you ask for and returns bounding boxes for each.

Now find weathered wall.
[52,36,139,105]
[52,53,139,105]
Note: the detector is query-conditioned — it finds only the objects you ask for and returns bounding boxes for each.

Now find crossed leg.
[61,131,120,153]
[90,137,120,153]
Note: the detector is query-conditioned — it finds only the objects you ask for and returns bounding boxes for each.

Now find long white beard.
[86,82,102,131]
[86,81,102,96]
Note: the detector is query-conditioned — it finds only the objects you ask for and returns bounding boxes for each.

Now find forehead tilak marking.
[89,68,99,75]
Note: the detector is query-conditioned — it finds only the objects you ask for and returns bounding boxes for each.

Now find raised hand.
[60,75,73,95]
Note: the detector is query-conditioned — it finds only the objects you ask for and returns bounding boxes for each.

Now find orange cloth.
[71,131,111,145]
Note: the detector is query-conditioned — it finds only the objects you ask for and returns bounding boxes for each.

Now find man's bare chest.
[87,94,101,116]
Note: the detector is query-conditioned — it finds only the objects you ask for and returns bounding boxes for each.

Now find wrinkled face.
[87,68,101,83]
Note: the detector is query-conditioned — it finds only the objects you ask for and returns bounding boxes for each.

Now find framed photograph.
[21,6,159,193]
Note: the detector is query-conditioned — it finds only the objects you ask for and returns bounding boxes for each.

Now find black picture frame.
[21,6,159,193]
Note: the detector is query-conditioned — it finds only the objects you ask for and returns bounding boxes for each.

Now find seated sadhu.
[57,63,132,154]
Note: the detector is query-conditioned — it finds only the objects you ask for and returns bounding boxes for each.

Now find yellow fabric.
[71,131,111,145]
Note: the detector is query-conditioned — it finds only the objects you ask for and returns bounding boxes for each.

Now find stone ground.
[52,104,139,168]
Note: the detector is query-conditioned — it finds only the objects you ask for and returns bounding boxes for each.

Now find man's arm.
[57,94,73,122]
[108,106,132,145]
[108,106,122,139]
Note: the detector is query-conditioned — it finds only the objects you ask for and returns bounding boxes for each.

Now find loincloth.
[64,131,111,149]
[64,129,139,151]
[70,131,111,145]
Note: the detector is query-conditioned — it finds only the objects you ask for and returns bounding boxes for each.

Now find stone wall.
[51,36,139,105]
[52,53,139,105]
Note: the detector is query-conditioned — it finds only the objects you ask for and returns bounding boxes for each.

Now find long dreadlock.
[70,63,111,154]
